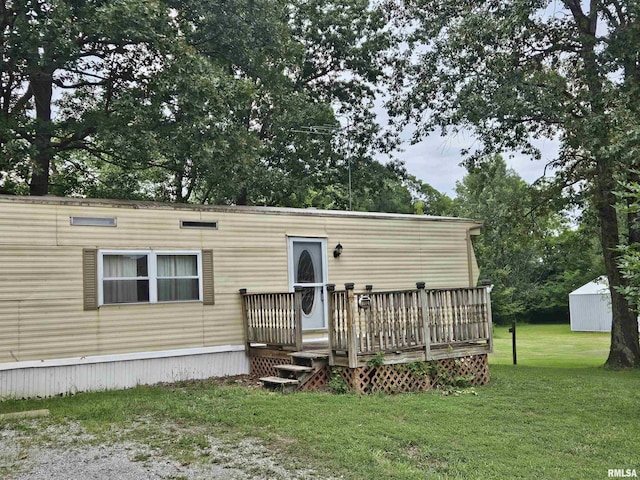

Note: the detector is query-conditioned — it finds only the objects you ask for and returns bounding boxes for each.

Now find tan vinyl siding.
[0,196,482,363]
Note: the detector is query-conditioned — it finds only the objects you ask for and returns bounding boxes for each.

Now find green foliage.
[366,352,386,368]
[2,0,425,212]
[452,155,602,325]
[426,361,475,392]
[388,0,640,365]
[453,155,538,323]
[615,172,640,308]
[397,361,429,378]
[328,368,349,394]
[396,360,475,394]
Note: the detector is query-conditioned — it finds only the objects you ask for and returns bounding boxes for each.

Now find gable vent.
[70,216,117,227]
[180,220,218,230]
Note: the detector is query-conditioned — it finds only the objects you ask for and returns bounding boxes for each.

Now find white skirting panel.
[0,350,249,399]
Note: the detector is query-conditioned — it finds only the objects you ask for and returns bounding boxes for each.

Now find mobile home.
[0,195,492,397]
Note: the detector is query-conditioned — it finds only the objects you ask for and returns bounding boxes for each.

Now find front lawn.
[491,323,611,367]
[1,324,638,479]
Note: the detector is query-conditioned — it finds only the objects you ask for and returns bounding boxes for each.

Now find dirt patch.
[0,421,337,480]
[158,375,264,390]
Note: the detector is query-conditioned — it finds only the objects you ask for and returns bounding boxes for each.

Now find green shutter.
[83,249,98,311]
[202,249,215,305]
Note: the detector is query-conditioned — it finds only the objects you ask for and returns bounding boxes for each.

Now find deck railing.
[239,287,303,350]
[240,282,493,367]
[328,283,492,367]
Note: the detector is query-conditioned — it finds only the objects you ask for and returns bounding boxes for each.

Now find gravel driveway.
[0,421,335,480]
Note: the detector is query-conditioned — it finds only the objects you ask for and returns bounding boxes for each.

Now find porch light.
[333,243,343,258]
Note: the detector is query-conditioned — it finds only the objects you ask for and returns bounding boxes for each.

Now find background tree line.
[1,0,637,366]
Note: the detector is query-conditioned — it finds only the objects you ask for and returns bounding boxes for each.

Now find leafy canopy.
[388,0,640,365]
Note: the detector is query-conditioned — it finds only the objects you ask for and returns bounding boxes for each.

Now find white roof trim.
[0,195,482,225]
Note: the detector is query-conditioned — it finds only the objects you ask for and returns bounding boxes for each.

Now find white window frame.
[98,250,203,306]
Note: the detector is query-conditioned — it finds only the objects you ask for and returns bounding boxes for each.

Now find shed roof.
[569,276,609,296]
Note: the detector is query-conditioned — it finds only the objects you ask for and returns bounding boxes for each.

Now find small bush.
[328,368,349,394]
[366,352,385,368]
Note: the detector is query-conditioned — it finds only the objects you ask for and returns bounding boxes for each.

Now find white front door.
[288,237,327,330]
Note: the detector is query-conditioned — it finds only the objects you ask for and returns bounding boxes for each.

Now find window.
[103,253,150,304]
[98,250,202,305]
[71,216,117,227]
[180,220,217,229]
[157,255,200,301]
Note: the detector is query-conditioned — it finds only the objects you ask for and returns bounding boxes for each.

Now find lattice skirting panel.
[299,366,331,392]
[250,356,292,378]
[250,354,489,394]
[436,354,490,386]
[331,354,489,394]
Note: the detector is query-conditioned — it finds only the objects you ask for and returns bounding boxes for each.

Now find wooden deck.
[241,283,493,368]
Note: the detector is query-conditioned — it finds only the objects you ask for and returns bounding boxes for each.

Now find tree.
[164,0,397,206]
[406,174,455,216]
[0,0,176,195]
[451,155,603,325]
[532,222,604,322]
[2,0,402,210]
[453,155,544,323]
[389,0,640,367]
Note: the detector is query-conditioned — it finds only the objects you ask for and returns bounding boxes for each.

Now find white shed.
[569,277,611,332]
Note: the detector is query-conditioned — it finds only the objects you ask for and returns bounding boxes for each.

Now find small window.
[157,255,200,301]
[71,216,117,227]
[98,250,202,305]
[180,220,218,229]
[102,254,150,304]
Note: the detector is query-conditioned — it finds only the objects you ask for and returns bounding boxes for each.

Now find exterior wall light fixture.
[333,243,343,258]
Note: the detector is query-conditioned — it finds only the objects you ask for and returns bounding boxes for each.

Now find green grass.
[1,324,638,479]
[491,323,611,367]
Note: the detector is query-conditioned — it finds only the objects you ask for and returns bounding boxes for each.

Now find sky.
[375,0,574,197]
[397,129,560,196]
[370,93,560,197]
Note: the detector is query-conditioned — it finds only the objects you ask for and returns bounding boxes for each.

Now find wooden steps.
[259,351,329,392]
[259,376,299,393]
[275,364,313,376]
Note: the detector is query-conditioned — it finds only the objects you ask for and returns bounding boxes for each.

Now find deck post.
[326,284,336,366]
[485,287,494,353]
[416,282,431,361]
[239,289,249,351]
[345,283,358,368]
[294,286,304,351]
[364,285,373,353]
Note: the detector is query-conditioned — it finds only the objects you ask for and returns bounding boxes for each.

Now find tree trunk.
[595,161,640,368]
[29,71,53,196]
[566,4,640,367]
[236,185,248,205]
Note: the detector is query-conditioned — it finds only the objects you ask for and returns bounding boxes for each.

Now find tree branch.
[52,78,108,89]
[10,87,33,115]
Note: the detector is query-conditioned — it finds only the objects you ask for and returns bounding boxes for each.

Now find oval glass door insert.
[297,250,315,315]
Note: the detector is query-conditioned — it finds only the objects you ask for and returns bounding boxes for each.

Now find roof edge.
[0,194,482,225]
